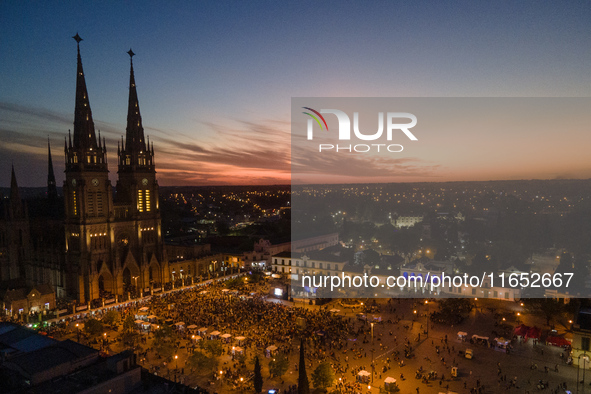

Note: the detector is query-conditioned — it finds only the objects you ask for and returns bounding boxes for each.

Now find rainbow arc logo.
[302,107,329,131]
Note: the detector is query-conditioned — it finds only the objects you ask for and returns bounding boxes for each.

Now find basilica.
[0,35,171,304]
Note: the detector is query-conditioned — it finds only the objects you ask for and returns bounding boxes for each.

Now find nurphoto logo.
[303,107,418,153]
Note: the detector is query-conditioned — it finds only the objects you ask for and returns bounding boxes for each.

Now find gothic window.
[138,190,144,212]
[72,191,78,216]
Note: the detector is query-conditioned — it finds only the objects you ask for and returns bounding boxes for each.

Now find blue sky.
[1,1,590,186]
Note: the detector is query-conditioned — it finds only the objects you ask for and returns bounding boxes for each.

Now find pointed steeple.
[9,165,24,218]
[10,165,20,202]
[125,48,146,154]
[72,33,98,151]
[47,139,57,200]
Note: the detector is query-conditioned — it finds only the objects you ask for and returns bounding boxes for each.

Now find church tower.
[47,139,57,201]
[63,34,114,303]
[0,166,30,281]
[61,36,167,304]
[114,49,167,294]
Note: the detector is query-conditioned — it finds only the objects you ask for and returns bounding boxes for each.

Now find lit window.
[72,191,78,216]
[145,190,151,212]
[138,190,144,212]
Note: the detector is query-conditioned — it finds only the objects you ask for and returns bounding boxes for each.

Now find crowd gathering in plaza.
[4,274,577,394]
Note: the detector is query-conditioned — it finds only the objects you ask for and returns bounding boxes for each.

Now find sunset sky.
[1,1,590,186]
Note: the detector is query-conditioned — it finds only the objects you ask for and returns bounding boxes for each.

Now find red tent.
[546,336,571,347]
[514,324,530,337]
[525,326,541,340]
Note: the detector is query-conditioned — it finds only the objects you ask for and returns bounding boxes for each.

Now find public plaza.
[28,273,581,394]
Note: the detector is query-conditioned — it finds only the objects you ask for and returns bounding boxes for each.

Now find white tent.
[139,307,149,312]
[191,335,202,342]
[235,336,246,342]
[221,333,232,339]
[384,376,397,389]
[357,370,371,383]
[232,346,244,355]
[187,324,198,330]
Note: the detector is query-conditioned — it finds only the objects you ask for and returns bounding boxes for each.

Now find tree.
[298,338,310,394]
[203,339,223,357]
[253,356,263,393]
[120,330,140,349]
[187,351,218,372]
[84,318,104,338]
[439,298,473,316]
[122,314,136,333]
[153,324,176,360]
[102,310,120,327]
[311,362,335,390]
[269,353,289,378]
[523,298,566,326]
[225,277,244,290]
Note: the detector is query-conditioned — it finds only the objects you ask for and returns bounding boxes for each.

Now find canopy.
[134,320,144,324]
[141,322,151,326]
[210,331,221,336]
[198,327,208,332]
[457,331,467,337]
[139,307,149,312]
[547,336,571,347]
[187,324,198,329]
[191,335,202,341]
[514,323,530,337]
[525,326,541,340]
[233,346,243,352]
[495,337,509,345]
[199,290,208,294]
[266,345,278,351]
[222,289,230,292]
[147,315,158,319]
[221,333,232,339]
[174,322,185,326]
[384,377,397,384]
[358,370,371,376]
[235,336,246,341]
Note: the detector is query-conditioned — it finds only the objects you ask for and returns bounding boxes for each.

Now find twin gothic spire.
[69,33,151,167]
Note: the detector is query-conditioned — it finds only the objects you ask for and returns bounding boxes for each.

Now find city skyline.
[1,1,590,187]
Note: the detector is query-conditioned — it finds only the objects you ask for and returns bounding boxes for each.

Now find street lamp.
[174,354,179,382]
[425,300,430,338]
[578,353,589,393]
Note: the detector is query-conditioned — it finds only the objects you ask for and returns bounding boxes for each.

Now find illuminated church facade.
[1,35,171,304]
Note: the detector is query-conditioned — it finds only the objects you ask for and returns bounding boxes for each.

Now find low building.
[394,216,423,228]
[571,307,591,368]
[2,284,55,316]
